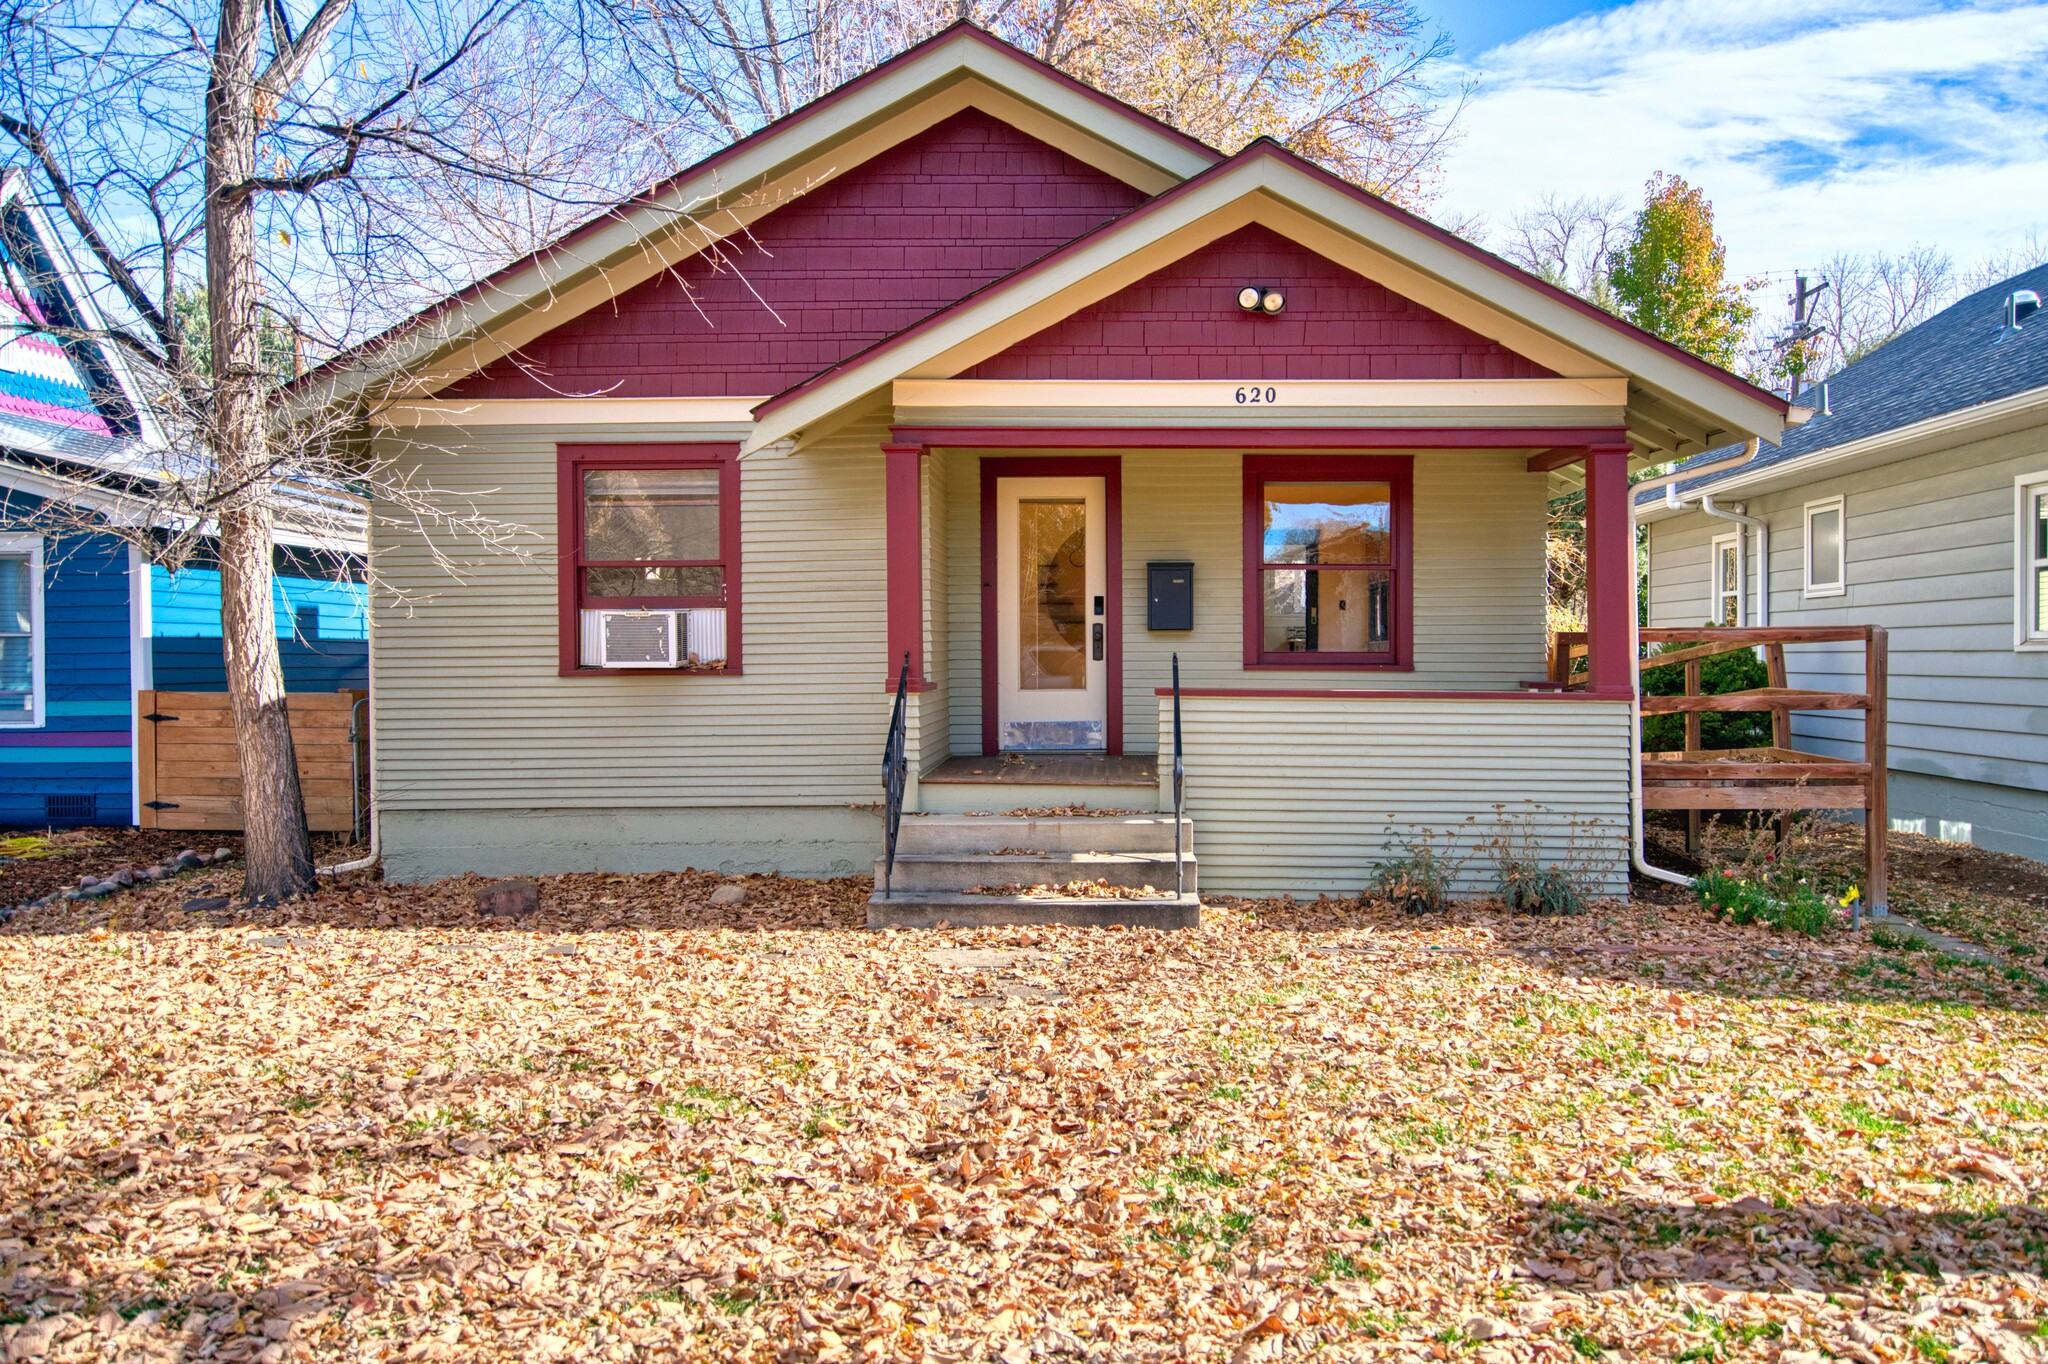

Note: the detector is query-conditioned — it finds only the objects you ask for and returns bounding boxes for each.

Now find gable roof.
[0,169,158,467]
[1642,262,2048,508]
[294,23,1223,412]
[744,138,1793,457]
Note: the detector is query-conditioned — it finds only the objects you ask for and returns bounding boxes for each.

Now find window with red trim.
[1242,455,1412,669]
[558,443,741,674]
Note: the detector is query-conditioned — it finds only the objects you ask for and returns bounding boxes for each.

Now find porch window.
[0,535,42,726]
[1242,455,1412,669]
[557,443,740,674]
[2020,472,2048,650]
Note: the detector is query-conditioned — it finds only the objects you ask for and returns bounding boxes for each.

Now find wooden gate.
[137,690,366,833]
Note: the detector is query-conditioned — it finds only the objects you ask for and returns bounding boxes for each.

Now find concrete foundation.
[1888,771,2048,864]
[379,806,883,883]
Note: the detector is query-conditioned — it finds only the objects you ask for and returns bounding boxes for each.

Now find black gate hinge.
[141,712,178,723]
[143,800,180,810]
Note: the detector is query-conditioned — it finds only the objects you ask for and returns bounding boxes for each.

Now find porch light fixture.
[1237,286,1285,315]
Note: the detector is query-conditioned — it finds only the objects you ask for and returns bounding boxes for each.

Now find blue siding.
[0,489,133,828]
[148,563,368,692]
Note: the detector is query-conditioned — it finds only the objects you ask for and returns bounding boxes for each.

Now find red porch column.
[1583,442,1635,695]
[884,443,928,690]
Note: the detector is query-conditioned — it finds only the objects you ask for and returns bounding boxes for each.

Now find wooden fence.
[137,690,366,833]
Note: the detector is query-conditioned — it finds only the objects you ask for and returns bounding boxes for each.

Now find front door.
[994,476,1108,751]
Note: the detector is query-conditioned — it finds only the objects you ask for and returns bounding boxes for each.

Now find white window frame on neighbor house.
[0,533,45,729]
[2018,469,2048,652]
[1803,496,1846,598]
[1709,531,1743,626]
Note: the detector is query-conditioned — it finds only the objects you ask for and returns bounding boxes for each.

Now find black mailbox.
[1147,560,1194,631]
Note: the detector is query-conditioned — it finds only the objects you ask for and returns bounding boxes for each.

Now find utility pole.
[1782,273,1829,403]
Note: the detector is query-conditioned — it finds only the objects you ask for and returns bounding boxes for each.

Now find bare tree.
[1498,193,1625,307]
[1959,229,2048,296]
[0,0,738,900]
[607,0,1466,208]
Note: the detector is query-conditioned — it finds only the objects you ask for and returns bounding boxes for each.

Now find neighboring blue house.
[0,170,366,828]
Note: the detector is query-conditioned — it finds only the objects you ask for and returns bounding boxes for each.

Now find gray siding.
[942,448,1551,755]
[1162,693,1633,897]
[1644,419,2048,853]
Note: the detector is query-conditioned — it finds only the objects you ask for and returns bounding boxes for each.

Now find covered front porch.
[873,421,1644,902]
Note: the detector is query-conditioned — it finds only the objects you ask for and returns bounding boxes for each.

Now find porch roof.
[745,142,1794,465]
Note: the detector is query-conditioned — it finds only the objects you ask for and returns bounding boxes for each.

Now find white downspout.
[1629,437,1762,888]
[1699,495,1769,627]
[1630,492,1691,888]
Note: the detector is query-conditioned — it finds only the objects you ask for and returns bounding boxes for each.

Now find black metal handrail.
[880,651,910,899]
[1171,652,1185,897]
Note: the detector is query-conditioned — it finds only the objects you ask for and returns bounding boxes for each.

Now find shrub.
[1498,860,1588,916]
[1640,634,1770,753]
[1364,845,1454,915]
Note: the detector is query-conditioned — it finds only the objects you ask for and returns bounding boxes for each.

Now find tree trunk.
[207,0,315,901]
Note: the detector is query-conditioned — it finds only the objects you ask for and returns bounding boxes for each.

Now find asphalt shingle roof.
[1640,261,2048,504]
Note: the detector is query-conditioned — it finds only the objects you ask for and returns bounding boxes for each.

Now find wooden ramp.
[137,690,366,833]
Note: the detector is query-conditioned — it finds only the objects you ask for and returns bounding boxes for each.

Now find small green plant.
[1567,1329,1607,1358]
[1695,866,1841,937]
[1500,860,1588,916]
[1640,637,1770,751]
[1363,841,1455,915]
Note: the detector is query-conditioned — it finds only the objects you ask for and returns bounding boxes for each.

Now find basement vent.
[2006,289,2041,330]
[43,793,96,823]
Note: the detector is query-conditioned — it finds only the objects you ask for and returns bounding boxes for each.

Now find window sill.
[2016,640,2048,654]
[1244,659,1413,672]
[559,665,743,678]
[1803,585,1846,599]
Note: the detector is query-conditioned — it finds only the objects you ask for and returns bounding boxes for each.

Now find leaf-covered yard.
[6,861,2048,1362]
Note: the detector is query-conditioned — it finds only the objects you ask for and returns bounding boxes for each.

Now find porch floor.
[923,754,1159,787]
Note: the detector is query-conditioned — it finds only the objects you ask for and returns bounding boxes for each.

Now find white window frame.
[2017,470,2048,652]
[0,533,45,729]
[1803,496,1846,598]
[1709,531,1744,626]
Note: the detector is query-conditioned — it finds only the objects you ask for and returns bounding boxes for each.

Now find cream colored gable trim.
[300,40,1212,414]
[374,397,766,428]
[749,157,1785,457]
[893,377,1629,411]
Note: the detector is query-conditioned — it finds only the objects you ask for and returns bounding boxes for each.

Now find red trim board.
[556,442,743,677]
[979,455,1124,756]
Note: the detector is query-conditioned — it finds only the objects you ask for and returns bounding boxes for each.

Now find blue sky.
[1423,0,2048,287]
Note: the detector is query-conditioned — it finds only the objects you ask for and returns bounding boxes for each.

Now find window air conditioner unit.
[595,609,678,667]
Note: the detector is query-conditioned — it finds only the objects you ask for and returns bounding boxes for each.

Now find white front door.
[995,476,1107,751]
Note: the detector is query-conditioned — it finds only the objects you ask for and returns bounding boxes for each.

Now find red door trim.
[979,456,1124,756]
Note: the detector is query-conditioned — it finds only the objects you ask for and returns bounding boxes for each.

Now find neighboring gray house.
[1641,265,2048,861]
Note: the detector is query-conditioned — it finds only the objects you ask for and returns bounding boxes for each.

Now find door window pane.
[1263,568,1392,653]
[582,468,719,562]
[1262,483,1391,564]
[1715,542,1739,625]
[1019,498,1086,690]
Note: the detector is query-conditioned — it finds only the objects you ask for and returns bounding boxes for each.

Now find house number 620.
[1234,386,1279,404]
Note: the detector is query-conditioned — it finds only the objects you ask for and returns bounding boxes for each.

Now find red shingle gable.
[441,109,1148,399]
[964,224,1554,382]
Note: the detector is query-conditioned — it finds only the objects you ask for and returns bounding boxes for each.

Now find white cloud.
[1437,0,2048,281]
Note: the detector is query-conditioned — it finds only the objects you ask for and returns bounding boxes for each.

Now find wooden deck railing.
[1633,626,1888,918]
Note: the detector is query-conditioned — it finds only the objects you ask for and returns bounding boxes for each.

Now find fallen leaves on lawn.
[4,868,2048,1361]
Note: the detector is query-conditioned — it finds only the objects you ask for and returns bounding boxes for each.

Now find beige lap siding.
[1161,694,1635,898]
[944,448,1551,755]
[368,417,895,818]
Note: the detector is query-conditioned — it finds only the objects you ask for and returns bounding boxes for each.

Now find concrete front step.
[896,814,1192,855]
[875,850,1196,894]
[867,891,1201,930]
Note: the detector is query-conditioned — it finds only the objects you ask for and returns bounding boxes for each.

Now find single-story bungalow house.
[1642,265,2048,862]
[302,25,1797,918]
[0,169,367,828]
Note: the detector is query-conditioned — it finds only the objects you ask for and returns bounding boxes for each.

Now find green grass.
[658,1083,752,1123]
[1568,1329,1607,1358]
[1910,1331,1953,1362]
[1840,1100,1906,1137]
